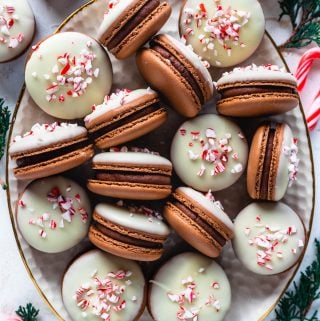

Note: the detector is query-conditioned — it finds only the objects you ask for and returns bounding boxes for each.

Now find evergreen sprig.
[274,239,320,321]
[15,303,39,321]
[278,0,320,49]
[0,98,11,161]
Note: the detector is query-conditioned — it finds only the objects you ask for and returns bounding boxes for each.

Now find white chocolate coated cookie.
[62,249,146,321]
[25,32,112,119]
[17,176,91,253]
[0,0,34,62]
[233,202,305,275]
[180,0,265,67]
[149,252,231,321]
[171,114,248,192]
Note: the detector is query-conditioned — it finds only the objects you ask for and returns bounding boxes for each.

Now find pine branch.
[0,98,11,161]
[278,0,320,49]
[15,303,39,321]
[274,239,320,321]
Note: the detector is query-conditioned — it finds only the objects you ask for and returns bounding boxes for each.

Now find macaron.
[89,202,170,261]
[9,122,94,180]
[171,114,248,192]
[62,249,146,321]
[87,151,172,200]
[217,64,299,117]
[25,32,113,119]
[233,202,306,275]
[98,0,172,60]
[149,252,232,321]
[84,88,167,149]
[16,176,91,253]
[164,187,234,257]
[179,0,265,68]
[136,34,214,118]
[0,0,35,63]
[247,122,299,201]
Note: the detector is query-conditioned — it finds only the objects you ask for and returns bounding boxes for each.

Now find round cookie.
[98,0,172,60]
[217,64,299,117]
[84,88,167,149]
[149,252,231,321]
[16,176,91,253]
[247,122,299,201]
[62,249,146,321]
[89,202,170,261]
[179,0,265,67]
[233,202,306,275]
[171,114,248,192]
[0,0,35,62]
[164,187,234,257]
[25,32,113,119]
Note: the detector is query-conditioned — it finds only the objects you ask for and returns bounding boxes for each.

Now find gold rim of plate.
[5,0,316,320]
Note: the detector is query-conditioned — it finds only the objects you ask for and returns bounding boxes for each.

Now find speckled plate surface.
[6,0,315,320]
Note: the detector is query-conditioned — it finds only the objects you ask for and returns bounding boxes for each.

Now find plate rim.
[5,0,316,320]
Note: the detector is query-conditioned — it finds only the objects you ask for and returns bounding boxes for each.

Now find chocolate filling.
[260,126,276,199]
[96,171,170,185]
[150,41,204,104]
[16,140,90,168]
[90,102,162,140]
[108,0,160,50]
[173,200,226,246]
[220,86,296,99]
[94,222,162,249]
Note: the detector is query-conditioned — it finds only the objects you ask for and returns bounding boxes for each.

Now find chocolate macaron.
[136,34,214,117]
[164,187,234,258]
[217,64,299,117]
[84,88,167,149]
[98,0,172,59]
[9,122,94,180]
[87,151,172,200]
[247,122,299,201]
[89,202,170,261]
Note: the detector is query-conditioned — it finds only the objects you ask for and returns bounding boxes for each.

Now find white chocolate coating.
[17,176,91,253]
[149,252,231,321]
[62,249,145,321]
[97,0,136,40]
[177,187,234,230]
[165,35,213,95]
[0,0,34,62]
[217,64,297,86]
[180,0,265,67]
[233,202,305,275]
[93,152,172,167]
[171,114,248,192]
[25,32,112,120]
[9,122,87,154]
[84,88,156,123]
[95,203,170,236]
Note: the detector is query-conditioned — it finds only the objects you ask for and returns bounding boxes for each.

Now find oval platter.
[6,0,315,320]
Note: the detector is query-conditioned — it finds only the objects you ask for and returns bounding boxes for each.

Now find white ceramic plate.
[6,1,315,320]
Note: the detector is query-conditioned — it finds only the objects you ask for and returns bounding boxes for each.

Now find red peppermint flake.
[113,300,126,312]
[6,5,15,14]
[58,95,65,103]
[49,219,57,230]
[179,128,187,136]
[256,215,261,222]
[199,3,207,13]
[18,199,26,208]
[293,137,298,144]
[7,18,14,28]
[211,282,220,289]
[67,90,73,96]
[75,193,81,203]
[79,207,88,223]
[107,270,131,280]
[47,187,61,202]
[60,63,71,75]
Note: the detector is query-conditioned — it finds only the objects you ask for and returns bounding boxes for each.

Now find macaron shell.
[113,3,172,59]
[217,91,299,117]
[89,225,164,261]
[14,145,94,180]
[95,107,167,149]
[164,202,221,257]
[87,180,171,200]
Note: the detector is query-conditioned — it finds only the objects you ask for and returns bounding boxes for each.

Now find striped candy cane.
[295,48,320,130]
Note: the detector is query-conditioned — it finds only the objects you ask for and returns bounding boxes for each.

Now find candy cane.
[295,48,320,130]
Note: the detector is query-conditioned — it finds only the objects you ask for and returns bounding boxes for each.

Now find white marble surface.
[0,0,319,320]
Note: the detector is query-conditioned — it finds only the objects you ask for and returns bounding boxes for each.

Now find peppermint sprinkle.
[283,138,299,186]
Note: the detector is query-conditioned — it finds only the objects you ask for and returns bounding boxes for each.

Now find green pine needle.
[0,98,11,161]
[274,239,320,321]
[278,0,320,49]
[15,303,39,321]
